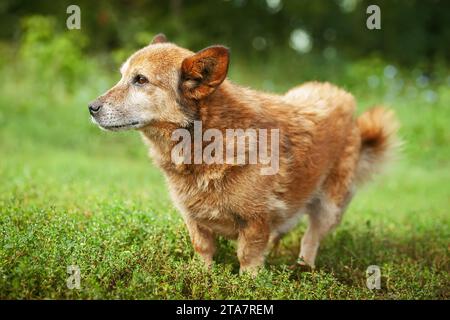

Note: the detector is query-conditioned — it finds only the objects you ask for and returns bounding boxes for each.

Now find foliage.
[1,0,449,66]
[0,13,449,299]
[18,16,90,91]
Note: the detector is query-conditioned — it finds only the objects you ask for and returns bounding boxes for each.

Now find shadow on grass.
[263,224,449,297]
[212,223,448,291]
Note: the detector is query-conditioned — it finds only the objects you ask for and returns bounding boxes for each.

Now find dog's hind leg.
[298,195,349,268]
[297,128,359,268]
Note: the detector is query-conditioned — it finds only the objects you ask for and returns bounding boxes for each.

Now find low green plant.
[0,15,448,300]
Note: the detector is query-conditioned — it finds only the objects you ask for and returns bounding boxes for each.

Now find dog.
[89,33,399,274]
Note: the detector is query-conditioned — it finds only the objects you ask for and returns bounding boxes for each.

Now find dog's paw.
[288,257,315,272]
[239,265,261,277]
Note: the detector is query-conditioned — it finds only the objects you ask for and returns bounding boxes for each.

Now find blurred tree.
[0,0,448,67]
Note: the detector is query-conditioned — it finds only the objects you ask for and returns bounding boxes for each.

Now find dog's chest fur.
[156,153,279,237]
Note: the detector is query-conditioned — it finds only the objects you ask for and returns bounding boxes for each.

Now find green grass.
[0,44,449,299]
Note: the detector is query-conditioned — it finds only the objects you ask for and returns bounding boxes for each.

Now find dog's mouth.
[103,121,140,130]
[91,117,143,131]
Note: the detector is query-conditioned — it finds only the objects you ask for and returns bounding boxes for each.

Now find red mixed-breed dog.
[89,34,400,274]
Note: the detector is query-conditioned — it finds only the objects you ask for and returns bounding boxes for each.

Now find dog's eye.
[133,75,149,85]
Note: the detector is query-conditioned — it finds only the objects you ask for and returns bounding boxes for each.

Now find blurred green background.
[2,0,450,65]
[0,0,449,299]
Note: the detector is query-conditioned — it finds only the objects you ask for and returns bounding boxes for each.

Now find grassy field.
[0,33,449,299]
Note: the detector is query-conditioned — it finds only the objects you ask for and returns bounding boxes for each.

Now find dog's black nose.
[88,101,103,115]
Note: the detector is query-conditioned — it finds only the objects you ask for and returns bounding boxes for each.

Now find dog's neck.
[139,81,244,175]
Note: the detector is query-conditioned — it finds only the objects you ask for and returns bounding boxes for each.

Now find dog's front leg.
[185,219,216,268]
[237,218,270,276]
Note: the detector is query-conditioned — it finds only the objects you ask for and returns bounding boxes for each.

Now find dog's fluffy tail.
[354,106,401,185]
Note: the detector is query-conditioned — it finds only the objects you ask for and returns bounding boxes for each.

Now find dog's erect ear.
[180,46,230,100]
[151,33,167,44]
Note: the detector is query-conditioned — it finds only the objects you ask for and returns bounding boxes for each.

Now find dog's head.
[89,34,230,131]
